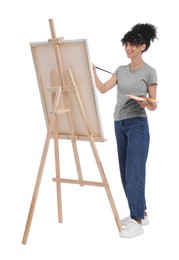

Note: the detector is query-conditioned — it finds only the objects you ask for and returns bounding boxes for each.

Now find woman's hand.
[92,63,97,75]
[92,63,117,93]
[137,100,149,108]
[137,100,157,111]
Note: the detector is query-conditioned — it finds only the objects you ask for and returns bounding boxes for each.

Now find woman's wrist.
[147,102,157,111]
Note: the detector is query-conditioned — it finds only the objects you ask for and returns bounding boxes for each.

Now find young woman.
[93,23,158,238]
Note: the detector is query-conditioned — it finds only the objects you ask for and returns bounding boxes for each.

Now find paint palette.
[126,95,158,103]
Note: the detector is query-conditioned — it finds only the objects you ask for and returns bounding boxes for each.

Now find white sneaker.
[119,219,144,238]
[121,215,149,226]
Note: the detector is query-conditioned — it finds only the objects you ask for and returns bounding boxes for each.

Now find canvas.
[30,39,105,142]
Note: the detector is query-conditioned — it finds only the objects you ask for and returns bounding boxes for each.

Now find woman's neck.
[129,59,145,71]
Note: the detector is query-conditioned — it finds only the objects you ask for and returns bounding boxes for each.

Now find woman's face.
[124,42,146,59]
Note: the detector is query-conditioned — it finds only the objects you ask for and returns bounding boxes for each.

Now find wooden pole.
[68,69,122,232]
[22,87,62,244]
[49,19,57,38]
[49,19,84,184]
[53,117,63,223]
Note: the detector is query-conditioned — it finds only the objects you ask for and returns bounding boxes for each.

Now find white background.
[0,0,178,259]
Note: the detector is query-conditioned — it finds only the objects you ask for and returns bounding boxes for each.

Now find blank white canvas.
[30,39,105,141]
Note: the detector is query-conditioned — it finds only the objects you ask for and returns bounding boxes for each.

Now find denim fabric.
[114,117,150,219]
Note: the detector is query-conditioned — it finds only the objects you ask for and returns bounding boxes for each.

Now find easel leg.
[22,130,52,244]
[53,118,63,223]
[71,139,84,186]
[63,90,84,185]
[89,138,122,232]
[22,88,62,244]
[68,68,122,232]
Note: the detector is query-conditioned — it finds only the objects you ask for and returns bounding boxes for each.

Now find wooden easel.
[22,19,122,245]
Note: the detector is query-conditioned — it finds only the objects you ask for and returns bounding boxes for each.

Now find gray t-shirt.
[114,63,157,121]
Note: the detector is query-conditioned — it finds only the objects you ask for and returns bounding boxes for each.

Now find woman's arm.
[93,65,117,93]
[146,84,157,111]
[137,84,157,111]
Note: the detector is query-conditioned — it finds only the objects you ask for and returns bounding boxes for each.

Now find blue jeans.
[114,117,150,219]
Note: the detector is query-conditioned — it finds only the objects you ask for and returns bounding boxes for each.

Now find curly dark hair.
[121,23,158,52]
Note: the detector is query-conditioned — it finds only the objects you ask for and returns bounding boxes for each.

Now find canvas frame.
[30,39,105,142]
